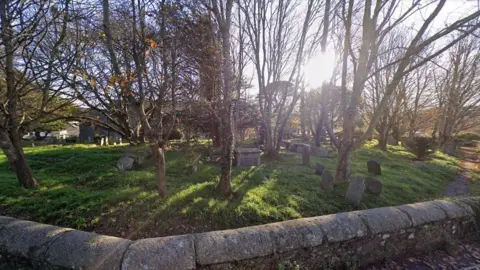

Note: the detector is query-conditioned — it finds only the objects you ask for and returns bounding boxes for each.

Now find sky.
[300,0,480,89]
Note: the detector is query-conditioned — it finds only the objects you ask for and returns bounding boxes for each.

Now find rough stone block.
[315,163,325,175]
[367,159,381,175]
[122,235,195,270]
[235,148,262,167]
[452,201,475,216]
[305,212,367,243]
[195,226,274,265]
[432,200,472,219]
[356,207,412,234]
[396,201,446,226]
[0,216,17,229]
[345,176,365,207]
[45,230,131,269]
[265,219,324,253]
[321,170,334,190]
[365,177,383,196]
[0,219,71,260]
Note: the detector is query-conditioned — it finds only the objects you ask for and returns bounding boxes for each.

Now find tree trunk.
[378,132,387,151]
[215,1,235,197]
[300,90,308,141]
[218,102,234,196]
[264,120,277,158]
[335,142,353,182]
[0,130,38,188]
[336,104,356,182]
[151,143,167,197]
[391,125,401,145]
[0,0,38,189]
[315,119,324,147]
[211,113,221,147]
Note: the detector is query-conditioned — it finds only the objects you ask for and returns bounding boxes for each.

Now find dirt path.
[443,146,479,197]
[365,243,480,270]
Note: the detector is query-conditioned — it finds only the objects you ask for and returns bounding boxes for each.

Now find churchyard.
[0,140,471,240]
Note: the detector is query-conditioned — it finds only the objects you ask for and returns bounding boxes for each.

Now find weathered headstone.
[367,159,382,175]
[97,137,105,146]
[187,154,202,174]
[315,163,325,175]
[387,136,397,145]
[302,147,310,166]
[321,170,334,190]
[365,177,383,196]
[345,176,365,207]
[284,141,291,151]
[117,155,136,171]
[400,176,414,183]
[443,140,457,156]
[234,148,262,167]
[318,147,330,158]
[119,138,123,146]
[413,161,427,170]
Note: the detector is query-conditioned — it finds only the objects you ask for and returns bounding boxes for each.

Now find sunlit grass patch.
[0,142,464,238]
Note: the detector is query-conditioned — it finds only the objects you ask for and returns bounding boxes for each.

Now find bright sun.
[304,50,337,88]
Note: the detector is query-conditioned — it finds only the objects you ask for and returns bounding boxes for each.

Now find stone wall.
[1,199,478,269]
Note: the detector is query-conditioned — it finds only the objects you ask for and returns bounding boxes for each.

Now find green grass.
[0,141,464,239]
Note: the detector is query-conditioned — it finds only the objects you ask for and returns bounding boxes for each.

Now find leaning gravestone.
[302,147,310,166]
[367,159,382,175]
[117,155,136,171]
[365,177,382,196]
[315,163,325,175]
[321,170,334,190]
[345,176,365,207]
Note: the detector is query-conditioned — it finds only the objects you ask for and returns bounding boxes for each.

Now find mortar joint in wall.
[395,207,414,227]
[356,214,372,237]
[432,202,450,220]
[119,239,135,270]
[315,224,330,247]
[43,229,75,259]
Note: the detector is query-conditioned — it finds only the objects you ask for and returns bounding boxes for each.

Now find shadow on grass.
[0,142,463,239]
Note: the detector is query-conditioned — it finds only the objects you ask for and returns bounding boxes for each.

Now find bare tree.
[239,0,322,157]
[0,0,78,188]
[207,0,235,196]
[437,33,480,147]
[331,0,480,181]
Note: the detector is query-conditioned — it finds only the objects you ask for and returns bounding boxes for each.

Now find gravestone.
[367,159,382,175]
[284,141,291,151]
[345,176,365,207]
[234,148,262,167]
[321,170,334,190]
[315,163,325,175]
[387,136,397,145]
[117,155,135,171]
[443,141,457,156]
[290,143,310,154]
[365,177,382,196]
[413,161,427,170]
[318,147,330,158]
[400,177,415,183]
[302,147,310,166]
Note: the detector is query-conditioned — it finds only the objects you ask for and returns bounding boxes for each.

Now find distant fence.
[1,198,478,269]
